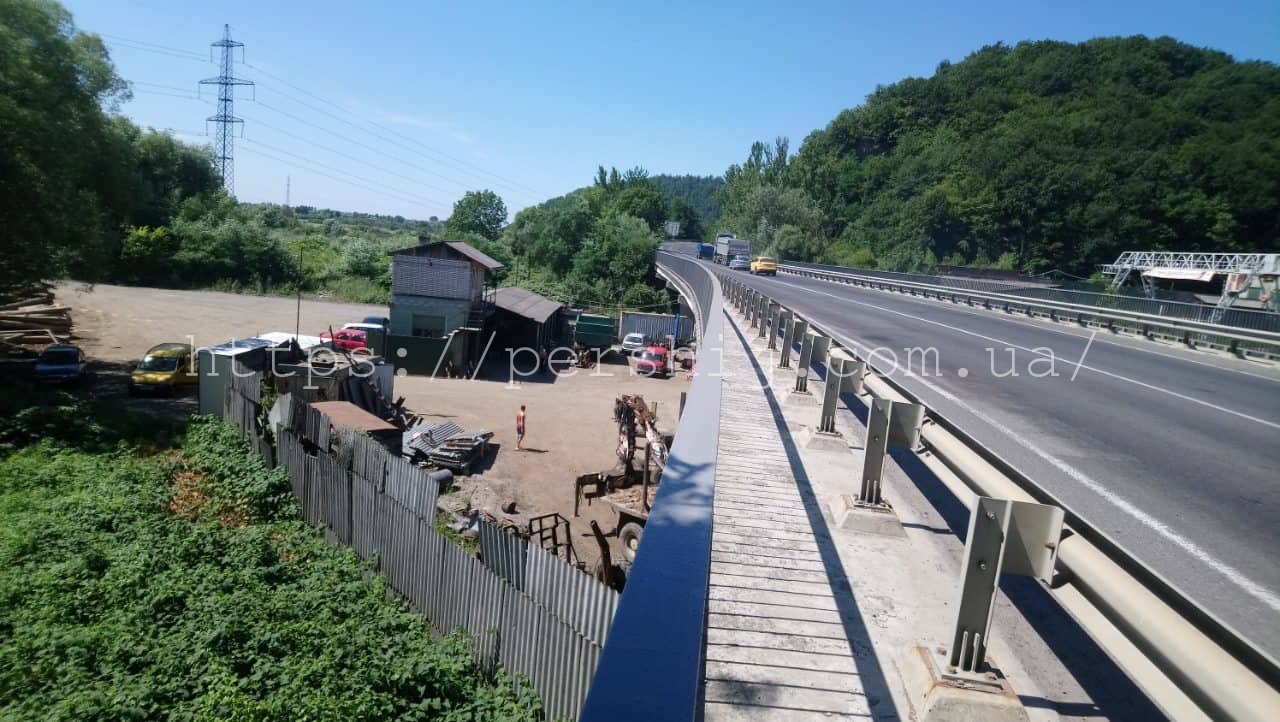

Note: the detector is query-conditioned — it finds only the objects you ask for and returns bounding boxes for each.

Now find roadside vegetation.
[0,392,541,721]
[714,37,1280,275]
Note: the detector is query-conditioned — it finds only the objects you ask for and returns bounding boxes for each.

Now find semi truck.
[713,234,749,264]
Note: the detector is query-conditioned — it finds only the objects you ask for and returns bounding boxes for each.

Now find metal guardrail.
[786,259,1280,333]
[718,269,1280,722]
[581,252,725,721]
[780,262,1280,356]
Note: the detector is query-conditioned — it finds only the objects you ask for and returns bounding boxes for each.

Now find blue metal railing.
[580,252,724,721]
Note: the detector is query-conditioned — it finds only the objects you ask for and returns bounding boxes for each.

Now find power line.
[240,137,447,212]
[248,98,471,198]
[240,141,435,212]
[103,32,548,206]
[133,80,202,93]
[199,25,254,195]
[238,112,451,206]
[243,62,544,199]
[247,83,540,206]
[132,88,206,101]
[99,32,208,59]
[104,39,210,63]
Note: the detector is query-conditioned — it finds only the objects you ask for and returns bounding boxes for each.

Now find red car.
[634,345,670,378]
[320,328,367,352]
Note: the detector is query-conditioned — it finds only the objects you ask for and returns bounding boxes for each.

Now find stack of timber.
[0,284,72,346]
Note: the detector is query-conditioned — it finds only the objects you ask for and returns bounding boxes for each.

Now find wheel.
[618,521,644,563]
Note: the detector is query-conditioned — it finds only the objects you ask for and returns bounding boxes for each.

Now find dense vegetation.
[0,394,541,720]
[717,37,1280,274]
[501,167,681,311]
[0,0,222,290]
[649,174,724,228]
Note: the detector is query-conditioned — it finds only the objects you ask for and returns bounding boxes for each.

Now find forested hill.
[650,174,724,225]
[718,36,1280,275]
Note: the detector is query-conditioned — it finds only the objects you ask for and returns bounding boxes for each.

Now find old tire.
[619,522,644,563]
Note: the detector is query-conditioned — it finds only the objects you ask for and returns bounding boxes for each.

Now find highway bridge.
[582,245,1280,722]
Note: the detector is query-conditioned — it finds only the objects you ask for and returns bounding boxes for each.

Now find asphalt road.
[679,249,1280,659]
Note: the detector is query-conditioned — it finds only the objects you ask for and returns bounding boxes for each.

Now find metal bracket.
[949,497,1064,673]
[794,327,816,393]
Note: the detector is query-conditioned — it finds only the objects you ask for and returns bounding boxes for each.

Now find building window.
[411,314,447,338]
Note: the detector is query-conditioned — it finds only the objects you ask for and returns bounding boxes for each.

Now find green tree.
[0,0,128,287]
[774,36,1280,273]
[668,197,705,240]
[446,189,508,240]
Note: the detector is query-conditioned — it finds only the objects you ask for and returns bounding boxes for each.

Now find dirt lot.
[57,282,387,363]
[399,357,689,571]
[56,282,689,569]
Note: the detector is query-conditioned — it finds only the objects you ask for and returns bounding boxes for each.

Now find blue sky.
[65,0,1280,220]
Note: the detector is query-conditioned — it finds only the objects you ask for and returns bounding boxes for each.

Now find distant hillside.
[650,174,724,225]
[719,36,1280,274]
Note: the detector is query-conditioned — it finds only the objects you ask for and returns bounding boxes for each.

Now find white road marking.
[817,320,1280,615]
[785,270,1280,383]
[775,280,1280,431]
[1070,331,1096,382]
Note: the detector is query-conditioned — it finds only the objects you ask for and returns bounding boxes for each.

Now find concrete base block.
[900,646,1029,722]
[828,494,906,537]
[796,426,849,453]
[778,388,817,408]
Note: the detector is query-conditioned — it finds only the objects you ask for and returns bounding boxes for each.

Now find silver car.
[621,332,646,353]
[728,256,751,271]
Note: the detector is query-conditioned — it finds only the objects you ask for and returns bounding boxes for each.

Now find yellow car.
[750,256,778,276]
[130,343,199,395]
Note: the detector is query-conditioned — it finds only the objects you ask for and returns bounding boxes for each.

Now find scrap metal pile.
[614,394,668,471]
[403,419,493,474]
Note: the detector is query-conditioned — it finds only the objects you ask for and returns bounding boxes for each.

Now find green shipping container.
[573,313,615,348]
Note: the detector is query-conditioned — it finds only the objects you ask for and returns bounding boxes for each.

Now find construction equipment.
[574,395,673,563]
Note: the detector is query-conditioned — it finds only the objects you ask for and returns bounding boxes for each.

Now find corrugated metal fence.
[223,376,618,720]
[619,311,695,345]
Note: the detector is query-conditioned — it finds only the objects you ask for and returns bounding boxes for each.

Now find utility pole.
[285,174,290,207]
[200,25,254,195]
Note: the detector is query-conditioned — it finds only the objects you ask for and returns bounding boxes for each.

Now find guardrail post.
[779,315,803,369]
[748,292,760,327]
[767,305,785,350]
[946,498,1064,670]
[818,351,861,435]
[858,399,923,506]
[793,327,816,393]
[759,300,774,339]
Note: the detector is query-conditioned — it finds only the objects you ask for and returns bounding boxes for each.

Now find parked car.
[129,342,197,394]
[728,256,751,271]
[634,345,670,377]
[621,332,646,353]
[321,328,368,352]
[360,315,390,329]
[34,344,86,386]
[750,256,778,276]
[341,321,386,335]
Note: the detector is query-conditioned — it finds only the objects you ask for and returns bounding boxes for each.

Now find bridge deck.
[702,311,873,721]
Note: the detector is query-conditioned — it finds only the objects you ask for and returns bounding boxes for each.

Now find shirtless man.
[516,405,526,450]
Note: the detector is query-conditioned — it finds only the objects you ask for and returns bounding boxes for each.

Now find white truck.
[713,234,749,264]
